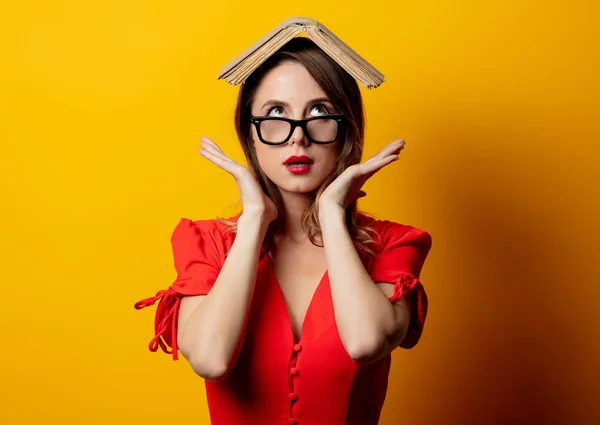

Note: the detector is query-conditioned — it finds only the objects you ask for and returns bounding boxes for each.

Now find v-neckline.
[265,254,328,345]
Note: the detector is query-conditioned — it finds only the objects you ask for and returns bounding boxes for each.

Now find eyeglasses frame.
[249,115,347,145]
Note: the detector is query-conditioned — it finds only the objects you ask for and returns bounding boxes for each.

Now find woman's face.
[250,61,341,195]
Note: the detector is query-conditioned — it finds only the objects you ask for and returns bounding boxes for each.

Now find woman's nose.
[288,125,309,146]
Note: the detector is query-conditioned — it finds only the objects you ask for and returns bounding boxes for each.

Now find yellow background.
[1,1,599,424]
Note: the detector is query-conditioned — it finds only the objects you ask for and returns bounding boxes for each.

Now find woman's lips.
[284,155,313,165]
[284,163,312,175]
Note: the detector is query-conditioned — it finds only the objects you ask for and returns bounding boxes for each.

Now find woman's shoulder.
[171,212,242,243]
[356,211,432,248]
[356,211,428,234]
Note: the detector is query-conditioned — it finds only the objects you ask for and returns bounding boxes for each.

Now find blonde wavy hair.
[217,37,380,262]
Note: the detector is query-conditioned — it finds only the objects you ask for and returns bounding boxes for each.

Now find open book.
[217,17,385,89]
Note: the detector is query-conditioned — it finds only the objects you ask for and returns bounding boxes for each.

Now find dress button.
[289,392,298,401]
[290,367,299,376]
[293,344,302,352]
[287,419,297,425]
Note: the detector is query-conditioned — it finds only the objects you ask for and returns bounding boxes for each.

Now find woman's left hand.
[319,139,405,211]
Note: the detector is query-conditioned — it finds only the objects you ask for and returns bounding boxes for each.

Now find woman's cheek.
[255,148,281,181]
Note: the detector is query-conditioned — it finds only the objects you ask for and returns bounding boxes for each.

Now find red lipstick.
[284,155,313,175]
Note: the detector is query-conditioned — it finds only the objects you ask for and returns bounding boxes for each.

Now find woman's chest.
[230,255,356,384]
[268,245,328,341]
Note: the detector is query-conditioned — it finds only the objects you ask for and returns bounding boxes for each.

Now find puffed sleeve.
[369,224,432,349]
[134,218,226,360]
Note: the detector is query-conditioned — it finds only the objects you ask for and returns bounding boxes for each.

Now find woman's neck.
[278,190,312,243]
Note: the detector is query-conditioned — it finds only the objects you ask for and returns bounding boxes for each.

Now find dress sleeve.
[134,218,226,360]
[369,224,433,349]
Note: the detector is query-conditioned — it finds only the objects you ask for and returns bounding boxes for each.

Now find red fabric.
[133,218,232,359]
[366,222,432,349]
[134,213,432,425]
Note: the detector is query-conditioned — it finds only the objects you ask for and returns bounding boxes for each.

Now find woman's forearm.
[178,212,269,381]
[319,205,407,363]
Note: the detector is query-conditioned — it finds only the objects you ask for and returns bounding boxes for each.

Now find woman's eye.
[267,106,285,117]
[309,104,329,116]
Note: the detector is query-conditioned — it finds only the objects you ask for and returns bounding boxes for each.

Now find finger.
[360,154,399,176]
[200,142,225,158]
[200,140,236,164]
[201,136,230,157]
[385,139,405,154]
[367,140,405,162]
[377,140,404,159]
[200,137,235,162]
[200,137,226,155]
[357,156,398,183]
[199,148,241,175]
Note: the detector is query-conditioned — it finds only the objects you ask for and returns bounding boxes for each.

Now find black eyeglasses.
[250,115,346,145]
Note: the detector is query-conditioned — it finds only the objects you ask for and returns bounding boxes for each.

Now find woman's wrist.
[238,210,271,234]
[317,201,345,223]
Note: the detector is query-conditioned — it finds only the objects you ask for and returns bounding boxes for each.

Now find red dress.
[134,212,432,425]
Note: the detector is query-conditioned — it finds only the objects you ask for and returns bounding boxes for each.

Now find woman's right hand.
[198,136,278,225]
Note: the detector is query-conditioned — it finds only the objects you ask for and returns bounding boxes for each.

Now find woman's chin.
[277,179,323,195]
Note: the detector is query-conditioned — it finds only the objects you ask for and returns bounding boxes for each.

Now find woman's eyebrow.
[261,100,290,109]
[260,97,333,110]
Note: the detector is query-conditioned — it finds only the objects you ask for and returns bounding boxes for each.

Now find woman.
[135,36,432,425]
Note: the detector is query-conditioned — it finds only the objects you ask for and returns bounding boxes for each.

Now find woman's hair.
[218,37,379,261]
